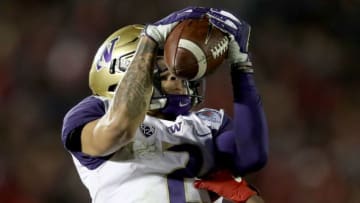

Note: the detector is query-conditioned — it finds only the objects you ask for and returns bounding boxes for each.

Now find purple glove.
[145,7,209,47]
[207,8,252,66]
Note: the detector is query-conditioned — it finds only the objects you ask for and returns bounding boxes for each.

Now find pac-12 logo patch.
[140,124,156,137]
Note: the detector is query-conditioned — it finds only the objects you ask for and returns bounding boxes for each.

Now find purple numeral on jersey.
[166,144,203,203]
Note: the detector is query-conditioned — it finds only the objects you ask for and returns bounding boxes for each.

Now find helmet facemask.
[149,59,205,117]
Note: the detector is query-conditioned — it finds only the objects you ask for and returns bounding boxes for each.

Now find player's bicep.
[215,130,236,153]
[213,118,237,168]
[80,119,102,156]
[81,117,136,157]
[214,130,237,164]
[81,119,121,157]
[214,115,236,155]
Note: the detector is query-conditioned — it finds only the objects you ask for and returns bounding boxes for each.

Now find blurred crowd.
[0,0,359,202]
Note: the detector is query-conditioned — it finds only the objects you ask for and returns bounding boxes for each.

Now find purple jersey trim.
[61,96,112,170]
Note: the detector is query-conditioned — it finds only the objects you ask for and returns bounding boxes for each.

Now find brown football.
[164,17,228,81]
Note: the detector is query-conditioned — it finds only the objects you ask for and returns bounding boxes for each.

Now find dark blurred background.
[0,0,359,202]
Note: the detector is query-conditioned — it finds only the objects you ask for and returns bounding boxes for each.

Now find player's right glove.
[206,9,253,72]
[144,7,209,47]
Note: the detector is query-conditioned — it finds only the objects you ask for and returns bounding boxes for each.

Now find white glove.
[144,7,210,47]
[207,8,252,67]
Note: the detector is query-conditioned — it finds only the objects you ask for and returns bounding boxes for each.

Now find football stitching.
[210,36,229,59]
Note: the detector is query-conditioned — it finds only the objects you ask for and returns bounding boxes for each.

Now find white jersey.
[62,96,226,203]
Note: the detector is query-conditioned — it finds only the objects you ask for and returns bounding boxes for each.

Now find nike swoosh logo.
[179,101,191,107]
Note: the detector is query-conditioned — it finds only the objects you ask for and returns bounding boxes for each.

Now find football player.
[61,7,268,203]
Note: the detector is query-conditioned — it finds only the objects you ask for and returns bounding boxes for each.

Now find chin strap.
[149,97,167,110]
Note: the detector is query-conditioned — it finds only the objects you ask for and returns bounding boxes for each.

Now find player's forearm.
[108,36,157,123]
[96,36,158,150]
[231,70,269,174]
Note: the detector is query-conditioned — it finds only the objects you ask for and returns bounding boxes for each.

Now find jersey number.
[166,144,203,203]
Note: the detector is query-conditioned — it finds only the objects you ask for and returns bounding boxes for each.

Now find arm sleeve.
[214,71,269,176]
[61,96,113,170]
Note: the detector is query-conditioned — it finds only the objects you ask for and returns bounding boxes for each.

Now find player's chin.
[166,89,186,95]
[170,92,186,96]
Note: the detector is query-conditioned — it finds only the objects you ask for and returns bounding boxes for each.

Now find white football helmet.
[89,24,203,114]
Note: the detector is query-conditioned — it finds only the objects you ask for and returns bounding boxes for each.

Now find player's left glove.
[144,7,209,47]
[206,9,253,72]
[194,169,258,203]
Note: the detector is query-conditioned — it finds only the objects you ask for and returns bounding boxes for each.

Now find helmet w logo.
[96,37,119,71]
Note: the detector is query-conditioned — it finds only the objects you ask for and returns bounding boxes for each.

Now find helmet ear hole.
[108,84,117,92]
[109,59,117,74]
